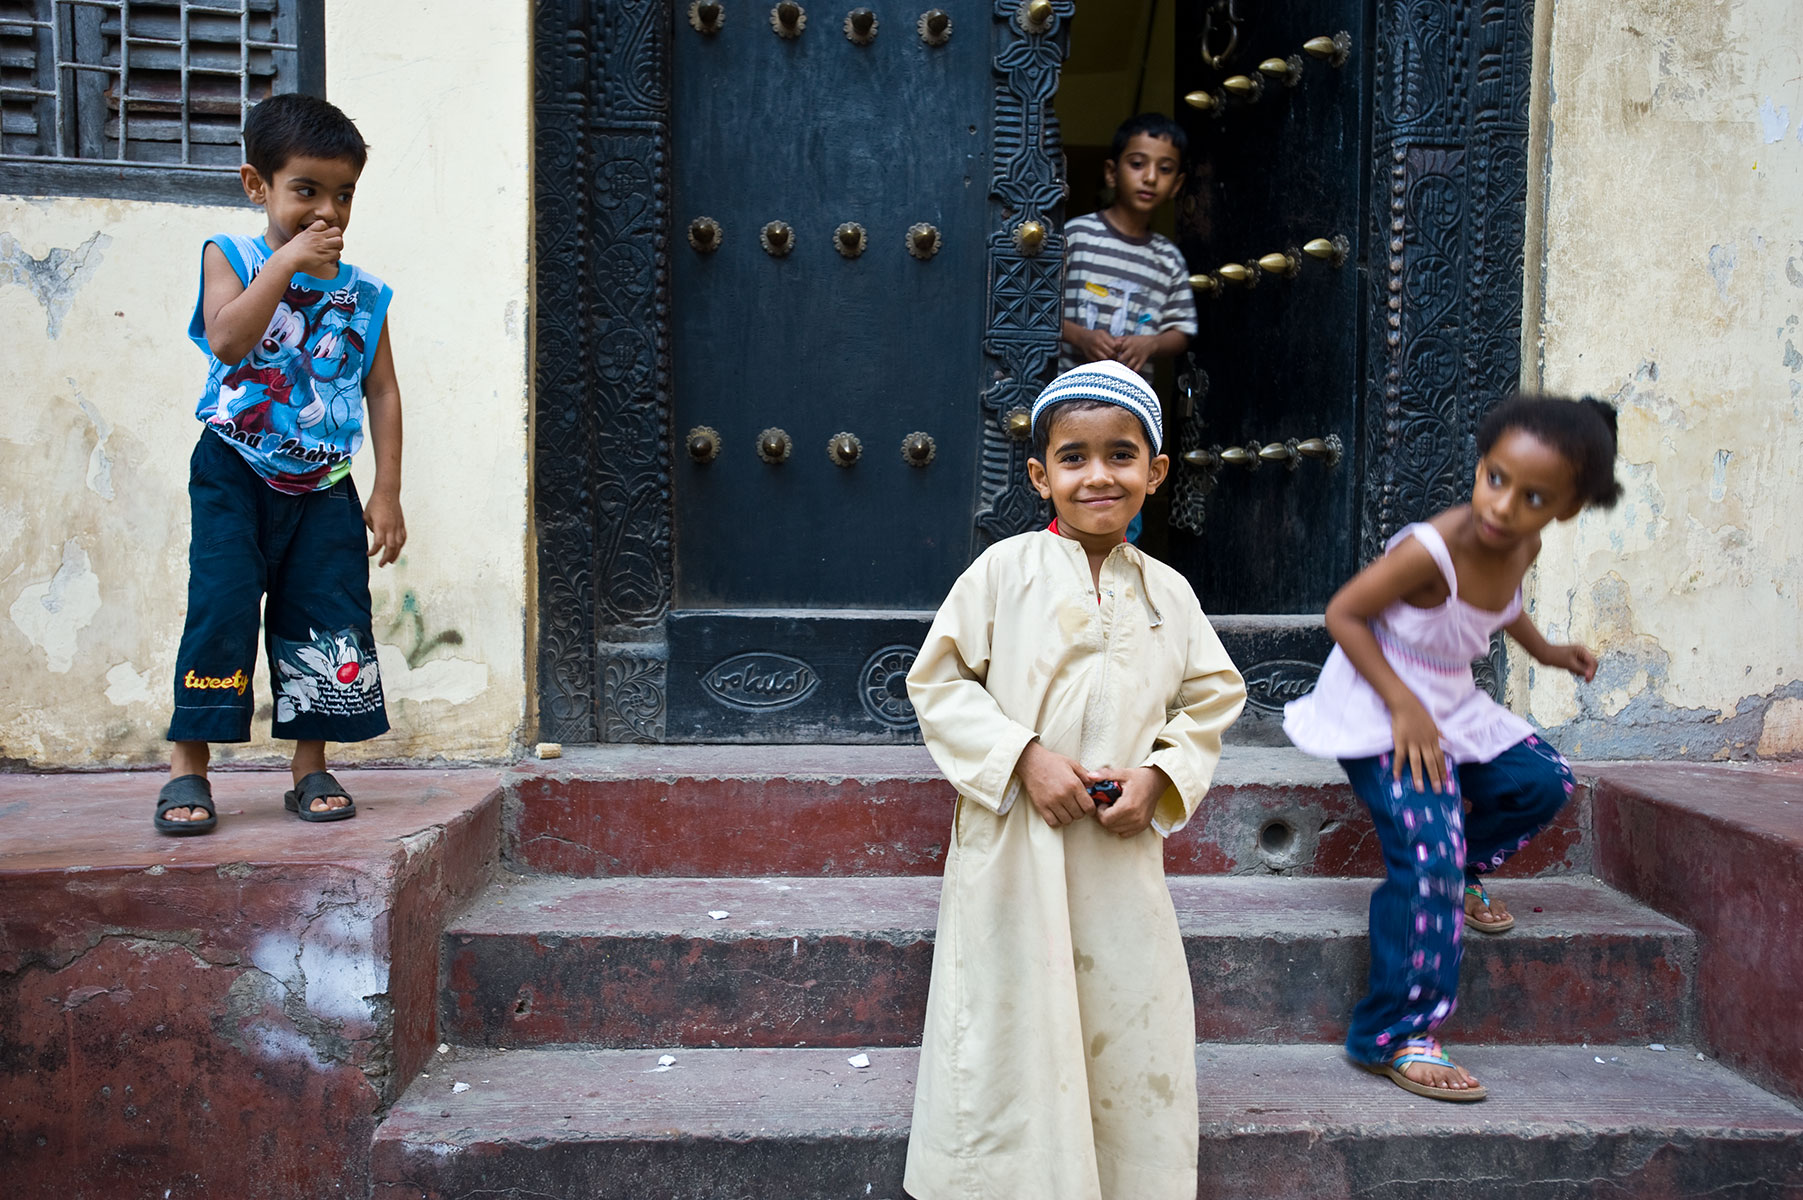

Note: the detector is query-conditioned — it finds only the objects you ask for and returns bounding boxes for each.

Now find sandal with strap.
[1464,881,1516,934]
[1360,1036,1488,1102]
[155,774,217,836]
[283,770,357,823]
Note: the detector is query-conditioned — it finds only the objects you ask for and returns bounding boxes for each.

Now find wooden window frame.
[0,0,323,205]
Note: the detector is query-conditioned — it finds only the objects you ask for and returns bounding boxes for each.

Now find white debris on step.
[1594,1056,1606,1064]
[708,910,730,920]
[1698,1052,1707,1060]
[437,1043,450,1055]
[848,1053,871,1069]
[1648,1043,1668,1052]
[451,1082,471,1093]
[650,1054,679,1072]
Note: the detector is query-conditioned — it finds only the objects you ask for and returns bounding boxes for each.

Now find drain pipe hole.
[1259,819,1297,857]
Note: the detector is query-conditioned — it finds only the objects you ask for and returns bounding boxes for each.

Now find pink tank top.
[1283,523,1535,764]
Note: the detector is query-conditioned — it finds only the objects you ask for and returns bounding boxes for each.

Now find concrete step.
[0,767,504,1200]
[371,1042,1803,1200]
[1593,762,1803,1105]
[506,745,1590,878]
[440,874,1691,1050]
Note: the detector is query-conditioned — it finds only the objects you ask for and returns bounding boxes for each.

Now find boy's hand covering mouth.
[279,220,345,277]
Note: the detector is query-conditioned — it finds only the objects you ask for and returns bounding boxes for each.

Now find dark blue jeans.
[1340,735,1574,1063]
[167,430,388,745]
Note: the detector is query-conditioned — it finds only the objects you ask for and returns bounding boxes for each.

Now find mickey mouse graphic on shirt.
[191,233,392,494]
[230,282,372,425]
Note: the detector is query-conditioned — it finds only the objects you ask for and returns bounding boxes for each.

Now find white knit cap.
[1030,360,1163,454]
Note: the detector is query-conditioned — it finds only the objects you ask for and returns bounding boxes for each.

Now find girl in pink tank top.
[1284,395,1623,1102]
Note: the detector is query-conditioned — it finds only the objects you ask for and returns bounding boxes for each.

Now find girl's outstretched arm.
[1324,539,1453,793]
[1504,611,1598,682]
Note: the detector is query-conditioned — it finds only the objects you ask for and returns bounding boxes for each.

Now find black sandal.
[283,770,357,822]
[155,775,217,836]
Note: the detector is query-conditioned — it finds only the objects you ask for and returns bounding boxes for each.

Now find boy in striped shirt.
[1059,113,1197,382]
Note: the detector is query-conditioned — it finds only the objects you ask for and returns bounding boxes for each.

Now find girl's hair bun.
[1578,395,1619,441]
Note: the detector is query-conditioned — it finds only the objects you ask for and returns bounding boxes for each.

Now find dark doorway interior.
[1052,0,1180,557]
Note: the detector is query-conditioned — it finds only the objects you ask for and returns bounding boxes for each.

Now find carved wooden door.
[661,1,1069,741]
[528,1,1531,744]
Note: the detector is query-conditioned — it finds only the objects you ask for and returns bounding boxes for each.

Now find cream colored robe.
[902,529,1246,1200]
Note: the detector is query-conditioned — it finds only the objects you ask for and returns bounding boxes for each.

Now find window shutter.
[0,0,319,201]
[99,0,297,166]
[0,1,53,158]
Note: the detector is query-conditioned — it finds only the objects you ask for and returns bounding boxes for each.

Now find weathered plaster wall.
[0,2,530,767]
[1518,0,1803,759]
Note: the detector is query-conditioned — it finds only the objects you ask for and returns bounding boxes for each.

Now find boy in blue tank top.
[156,93,405,835]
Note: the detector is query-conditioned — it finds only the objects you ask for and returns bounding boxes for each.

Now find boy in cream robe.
[903,361,1246,1200]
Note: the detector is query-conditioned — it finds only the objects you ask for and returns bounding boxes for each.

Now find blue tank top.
[189,233,393,494]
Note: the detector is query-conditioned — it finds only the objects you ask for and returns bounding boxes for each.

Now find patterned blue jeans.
[1340,735,1574,1064]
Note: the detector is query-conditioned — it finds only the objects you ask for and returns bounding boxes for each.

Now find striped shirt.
[1058,212,1197,380]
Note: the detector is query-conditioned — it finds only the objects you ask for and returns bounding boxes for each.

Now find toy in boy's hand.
[1088,780,1122,806]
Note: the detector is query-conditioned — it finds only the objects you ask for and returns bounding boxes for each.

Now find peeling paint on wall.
[1525,0,1803,760]
[1551,678,1803,762]
[75,391,116,500]
[0,230,111,338]
[376,644,490,705]
[1707,243,1738,301]
[1758,697,1803,756]
[104,661,156,706]
[1783,314,1802,402]
[1757,97,1791,143]
[9,540,102,673]
[1708,449,1732,502]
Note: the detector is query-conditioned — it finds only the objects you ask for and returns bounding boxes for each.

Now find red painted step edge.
[1591,762,1803,1104]
[506,747,1589,879]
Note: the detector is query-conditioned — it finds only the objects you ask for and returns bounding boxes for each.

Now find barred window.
[0,0,323,203]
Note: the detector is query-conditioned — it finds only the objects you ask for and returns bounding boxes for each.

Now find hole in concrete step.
[1258,819,1297,857]
[512,994,533,1020]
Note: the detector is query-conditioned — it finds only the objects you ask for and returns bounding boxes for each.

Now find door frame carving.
[1361,0,1534,562]
[530,0,1535,742]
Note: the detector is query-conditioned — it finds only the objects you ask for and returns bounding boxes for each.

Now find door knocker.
[1199,0,1242,70]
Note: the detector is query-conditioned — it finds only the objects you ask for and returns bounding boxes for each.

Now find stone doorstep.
[1591,762,1803,1106]
[438,874,1693,1050]
[371,1043,1803,1200]
[506,744,1591,879]
[0,768,503,1200]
